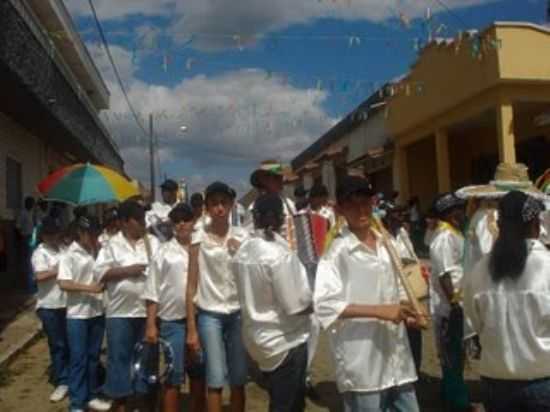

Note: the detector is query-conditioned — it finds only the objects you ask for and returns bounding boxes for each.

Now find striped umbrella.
[37,163,139,205]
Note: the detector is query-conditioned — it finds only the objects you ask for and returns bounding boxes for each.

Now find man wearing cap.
[146,179,180,241]
[245,160,296,238]
[429,192,476,412]
[314,176,421,412]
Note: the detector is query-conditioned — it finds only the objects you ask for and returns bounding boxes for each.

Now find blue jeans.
[483,377,550,412]
[66,316,105,409]
[342,384,420,412]
[159,319,205,385]
[36,308,69,386]
[197,309,248,388]
[103,317,148,399]
[264,342,308,412]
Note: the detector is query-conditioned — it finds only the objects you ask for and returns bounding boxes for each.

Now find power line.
[430,0,470,29]
[87,0,148,138]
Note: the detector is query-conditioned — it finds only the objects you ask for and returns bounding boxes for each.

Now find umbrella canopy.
[38,163,139,205]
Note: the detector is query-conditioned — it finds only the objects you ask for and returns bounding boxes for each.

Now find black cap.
[432,192,465,218]
[119,199,146,222]
[168,203,194,223]
[205,181,236,200]
[40,216,62,236]
[75,215,102,234]
[160,179,178,192]
[294,186,307,198]
[336,176,375,203]
[253,193,283,217]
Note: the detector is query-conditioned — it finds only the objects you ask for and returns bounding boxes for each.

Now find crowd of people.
[23,159,550,412]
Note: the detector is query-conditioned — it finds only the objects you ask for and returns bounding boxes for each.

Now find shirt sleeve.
[476,215,496,256]
[314,258,348,330]
[31,248,49,273]
[142,249,161,303]
[462,260,482,334]
[57,253,74,281]
[271,251,312,316]
[94,243,117,282]
[431,233,461,278]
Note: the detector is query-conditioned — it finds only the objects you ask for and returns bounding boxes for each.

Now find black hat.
[75,215,102,234]
[294,186,307,198]
[432,192,465,218]
[160,179,178,192]
[205,182,236,200]
[336,176,375,203]
[102,207,119,224]
[250,160,284,189]
[309,183,329,198]
[40,216,62,236]
[119,199,146,222]
[168,203,194,223]
[253,193,283,217]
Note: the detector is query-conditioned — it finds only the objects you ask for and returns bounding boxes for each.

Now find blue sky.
[64,0,547,196]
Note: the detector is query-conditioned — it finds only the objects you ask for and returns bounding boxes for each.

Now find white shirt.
[142,238,189,321]
[146,201,176,228]
[98,230,118,249]
[58,241,103,319]
[95,232,160,318]
[463,208,498,276]
[429,223,464,319]
[391,227,417,262]
[193,225,249,314]
[464,240,550,380]
[314,227,417,393]
[31,243,66,309]
[231,232,312,371]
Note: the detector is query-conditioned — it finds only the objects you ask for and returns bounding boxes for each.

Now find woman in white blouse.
[464,191,550,412]
[186,182,249,412]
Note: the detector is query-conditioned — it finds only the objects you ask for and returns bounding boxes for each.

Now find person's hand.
[127,264,147,277]
[145,323,159,344]
[186,329,202,361]
[227,238,241,256]
[421,264,431,282]
[377,304,417,324]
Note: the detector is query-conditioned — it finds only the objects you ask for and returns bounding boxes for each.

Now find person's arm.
[58,279,103,294]
[145,301,159,343]
[339,303,416,324]
[186,244,201,357]
[439,273,456,304]
[35,269,58,282]
[101,264,146,282]
[31,250,58,282]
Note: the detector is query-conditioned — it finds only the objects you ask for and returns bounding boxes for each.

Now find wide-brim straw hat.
[250,160,284,189]
[456,163,548,201]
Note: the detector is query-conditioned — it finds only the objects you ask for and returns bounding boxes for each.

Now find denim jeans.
[342,384,420,412]
[66,316,105,409]
[197,309,248,388]
[36,308,69,386]
[103,317,148,399]
[264,342,308,412]
[484,377,550,412]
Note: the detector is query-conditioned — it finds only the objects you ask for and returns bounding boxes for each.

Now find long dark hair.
[489,191,540,282]
[253,194,284,241]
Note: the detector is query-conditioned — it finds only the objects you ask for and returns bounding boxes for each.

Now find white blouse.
[464,240,550,380]
[463,208,498,276]
[95,232,160,318]
[31,243,66,310]
[58,241,103,319]
[231,232,311,371]
[142,238,189,321]
[193,225,249,314]
[145,200,175,228]
[429,225,464,319]
[314,228,417,393]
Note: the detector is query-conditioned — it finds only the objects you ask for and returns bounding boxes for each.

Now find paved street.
[0,327,484,411]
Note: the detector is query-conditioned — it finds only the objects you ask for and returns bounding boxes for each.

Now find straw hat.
[250,160,284,189]
[456,163,548,200]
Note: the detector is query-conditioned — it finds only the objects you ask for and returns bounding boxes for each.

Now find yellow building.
[388,22,550,209]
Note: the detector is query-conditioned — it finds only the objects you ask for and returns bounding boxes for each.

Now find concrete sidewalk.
[0,292,42,367]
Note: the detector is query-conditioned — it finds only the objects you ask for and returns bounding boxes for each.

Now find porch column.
[496,101,517,163]
[395,144,410,203]
[435,129,451,193]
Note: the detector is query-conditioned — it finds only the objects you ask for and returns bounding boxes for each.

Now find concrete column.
[395,145,409,203]
[496,102,517,163]
[435,129,451,193]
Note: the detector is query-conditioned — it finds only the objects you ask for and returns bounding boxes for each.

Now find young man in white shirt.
[314,176,422,412]
[146,179,179,242]
[58,216,109,412]
[31,216,69,403]
[143,203,205,412]
[95,200,160,412]
[429,192,475,412]
[308,183,336,227]
[232,193,312,412]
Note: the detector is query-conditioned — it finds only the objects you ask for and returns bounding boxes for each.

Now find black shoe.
[305,376,320,401]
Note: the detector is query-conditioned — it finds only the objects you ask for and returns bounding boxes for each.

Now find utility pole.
[149,113,156,202]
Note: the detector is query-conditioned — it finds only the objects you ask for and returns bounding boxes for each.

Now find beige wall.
[0,113,48,220]
[406,136,437,211]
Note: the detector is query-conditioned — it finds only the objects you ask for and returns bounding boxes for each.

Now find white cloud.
[67,0,497,50]
[90,43,336,193]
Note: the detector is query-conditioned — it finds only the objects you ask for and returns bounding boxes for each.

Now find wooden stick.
[373,218,429,329]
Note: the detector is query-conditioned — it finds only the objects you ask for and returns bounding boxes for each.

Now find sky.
[63,0,548,197]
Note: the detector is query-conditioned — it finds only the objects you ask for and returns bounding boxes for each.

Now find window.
[6,156,22,210]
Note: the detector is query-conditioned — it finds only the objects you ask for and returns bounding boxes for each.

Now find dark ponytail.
[489,191,543,282]
[253,194,284,241]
